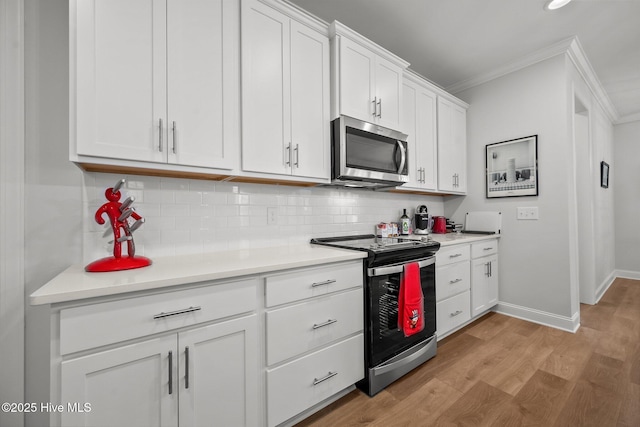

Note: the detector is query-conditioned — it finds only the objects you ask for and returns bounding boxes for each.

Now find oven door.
[366,256,436,367]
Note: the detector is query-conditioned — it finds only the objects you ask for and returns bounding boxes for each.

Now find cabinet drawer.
[471,240,498,258]
[266,334,364,427]
[436,261,470,302]
[265,261,362,307]
[60,278,258,355]
[266,288,363,365]
[436,244,470,266]
[436,290,471,337]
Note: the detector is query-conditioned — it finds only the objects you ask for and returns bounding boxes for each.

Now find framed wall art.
[486,135,538,198]
[600,161,609,188]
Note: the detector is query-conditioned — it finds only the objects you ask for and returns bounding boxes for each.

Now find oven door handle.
[367,257,435,277]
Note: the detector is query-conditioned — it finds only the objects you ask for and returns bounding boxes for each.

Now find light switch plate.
[517,207,539,220]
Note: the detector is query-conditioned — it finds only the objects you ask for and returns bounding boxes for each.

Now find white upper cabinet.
[437,96,468,194]
[71,0,239,170]
[401,73,438,190]
[241,0,330,181]
[330,22,409,131]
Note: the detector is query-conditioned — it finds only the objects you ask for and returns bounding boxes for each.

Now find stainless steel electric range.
[311,234,440,396]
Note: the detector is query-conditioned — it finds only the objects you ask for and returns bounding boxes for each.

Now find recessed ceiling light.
[544,0,572,10]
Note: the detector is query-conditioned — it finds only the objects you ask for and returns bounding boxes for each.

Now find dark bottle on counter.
[400,209,410,235]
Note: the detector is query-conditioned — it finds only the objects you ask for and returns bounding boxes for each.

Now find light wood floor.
[297,277,640,426]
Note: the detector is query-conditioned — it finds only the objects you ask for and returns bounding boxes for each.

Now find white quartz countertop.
[30,244,367,306]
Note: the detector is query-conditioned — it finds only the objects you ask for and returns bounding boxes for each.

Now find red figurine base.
[85,255,152,272]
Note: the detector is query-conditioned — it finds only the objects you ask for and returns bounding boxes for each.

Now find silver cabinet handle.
[486,262,491,277]
[372,97,377,117]
[294,143,299,168]
[483,247,494,251]
[449,253,462,258]
[168,351,173,395]
[184,346,190,389]
[172,121,177,154]
[449,278,462,284]
[313,371,338,386]
[312,319,337,329]
[311,279,336,288]
[285,143,292,166]
[153,306,201,320]
[489,261,492,277]
[159,118,163,152]
[450,310,463,317]
[377,98,382,118]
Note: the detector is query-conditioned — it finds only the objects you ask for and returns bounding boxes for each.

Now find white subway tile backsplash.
[81,172,445,263]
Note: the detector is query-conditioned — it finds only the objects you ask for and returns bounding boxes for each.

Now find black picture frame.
[601,161,609,188]
[486,135,538,198]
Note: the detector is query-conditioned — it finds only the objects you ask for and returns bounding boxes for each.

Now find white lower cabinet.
[264,260,364,427]
[436,238,499,339]
[471,241,499,317]
[54,278,259,427]
[436,245,471,338]
[267,334,364,427]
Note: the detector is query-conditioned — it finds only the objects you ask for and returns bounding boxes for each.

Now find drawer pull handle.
[450,310,463,317]
[449,253,462,258]
[311,279,336,288]
[153,306,201,320]
[312,319,338,329]
[483,247,493,251]
[313,371,338,386]
[449,278,462,284]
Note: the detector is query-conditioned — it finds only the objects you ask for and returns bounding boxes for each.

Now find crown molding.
[447,36,620,124]
[615,112,640,125]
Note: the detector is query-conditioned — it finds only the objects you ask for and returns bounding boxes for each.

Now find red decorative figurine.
[85,179,152,272]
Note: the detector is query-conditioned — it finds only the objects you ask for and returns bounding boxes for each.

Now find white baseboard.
[614,270,640,280]
[494,302,580,333]
[595,271,617,303]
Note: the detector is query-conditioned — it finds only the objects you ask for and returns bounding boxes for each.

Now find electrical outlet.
[267,207,277,225]
[517,207,539,220]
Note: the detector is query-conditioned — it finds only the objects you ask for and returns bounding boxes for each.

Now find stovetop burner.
[311,234,440,266]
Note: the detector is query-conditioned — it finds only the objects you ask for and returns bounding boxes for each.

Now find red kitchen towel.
[397,262,424,337]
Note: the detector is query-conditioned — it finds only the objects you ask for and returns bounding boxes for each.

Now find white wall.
[1,1,25,426]
[23,2,84,426]
[614,120,640,276]
[445,55,577,328]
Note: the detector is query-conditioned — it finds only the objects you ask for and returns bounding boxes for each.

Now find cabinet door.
[437,97,467,193]
[290,20,330,180]
[401,79,437,190]
[374,56,403,130]
[241,0,291,175]
[74,0,166,163]
[338,37,375,123]
[471,255,499,317]
[61,335,177,427]
[178,315,258,427]
[166,0,238,169]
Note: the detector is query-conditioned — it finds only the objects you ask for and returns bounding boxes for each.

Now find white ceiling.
[289,0,640,123]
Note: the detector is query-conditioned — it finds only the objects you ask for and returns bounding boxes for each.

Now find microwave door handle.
[396,141,407,174]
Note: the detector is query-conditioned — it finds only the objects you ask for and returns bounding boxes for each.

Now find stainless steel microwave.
[331,115,409,189]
